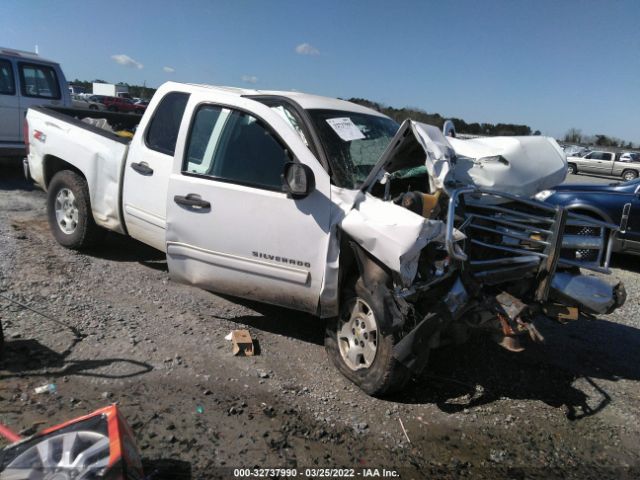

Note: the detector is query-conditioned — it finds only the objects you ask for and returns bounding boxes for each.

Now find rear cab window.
[18,62,61,99]
[0,59,15,95]
[145,92,190,155]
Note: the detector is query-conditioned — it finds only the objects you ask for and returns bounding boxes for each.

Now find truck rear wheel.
[325,276,410,396]
[622,169,638,181]
[47,170,104,249]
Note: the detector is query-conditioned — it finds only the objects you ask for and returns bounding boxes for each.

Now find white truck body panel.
[340,191,449,287]
[449,135,567,197]
[164,88,333,313]
[26,108,128,233]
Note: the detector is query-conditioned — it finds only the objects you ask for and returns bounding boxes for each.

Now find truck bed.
[34,106,142,144]
[26,106,144,234]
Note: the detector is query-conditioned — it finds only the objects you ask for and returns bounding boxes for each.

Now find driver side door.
[165,94,332,313]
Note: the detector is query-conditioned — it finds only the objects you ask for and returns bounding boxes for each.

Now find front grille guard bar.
[445,187,619,275]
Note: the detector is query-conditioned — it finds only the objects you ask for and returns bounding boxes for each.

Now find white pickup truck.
[25,82,625,395]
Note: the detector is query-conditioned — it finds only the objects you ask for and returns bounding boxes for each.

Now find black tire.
[47,170,104,249]
[567,163,577,175]
[622,169,638,182]
[325,276,410,396]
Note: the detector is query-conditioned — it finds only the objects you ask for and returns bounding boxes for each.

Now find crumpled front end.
[333,119,626,373]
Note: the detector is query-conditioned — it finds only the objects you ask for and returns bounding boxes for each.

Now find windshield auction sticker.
[326,117,366,141]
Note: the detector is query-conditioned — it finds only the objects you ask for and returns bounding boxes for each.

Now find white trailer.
[92,83,129,97]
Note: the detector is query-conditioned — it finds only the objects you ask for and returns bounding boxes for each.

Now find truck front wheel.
[325,276,410,396]
[47,170,104,249]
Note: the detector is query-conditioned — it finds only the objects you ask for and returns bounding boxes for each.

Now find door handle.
[174,193,211,210]
[130,161,154,175]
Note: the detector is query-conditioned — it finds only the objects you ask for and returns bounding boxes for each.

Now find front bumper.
[550,271,625,314]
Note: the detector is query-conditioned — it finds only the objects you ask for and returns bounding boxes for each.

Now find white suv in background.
[0,47,71,158]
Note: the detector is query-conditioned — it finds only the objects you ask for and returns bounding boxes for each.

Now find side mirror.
[282,161,315,199]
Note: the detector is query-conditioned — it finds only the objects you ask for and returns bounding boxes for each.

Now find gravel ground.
[0,163,639,479]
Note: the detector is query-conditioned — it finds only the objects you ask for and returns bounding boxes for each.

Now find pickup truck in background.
[24,82,625,395]
[567,150,640,181]
[0,47,71,158]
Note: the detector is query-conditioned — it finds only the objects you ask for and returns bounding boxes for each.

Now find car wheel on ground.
[325,275,410,396]
[46,170,104,249]
[622,170,638,182]
[567,163,577,175]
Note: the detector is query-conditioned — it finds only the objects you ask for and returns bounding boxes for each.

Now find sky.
[1,0,639,142]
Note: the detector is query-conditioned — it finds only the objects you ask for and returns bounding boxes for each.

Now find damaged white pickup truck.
[24,82,625,395]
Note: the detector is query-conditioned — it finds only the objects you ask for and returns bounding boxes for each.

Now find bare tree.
[564,128,582,143]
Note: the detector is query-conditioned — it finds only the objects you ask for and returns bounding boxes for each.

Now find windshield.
[308,109,399,188]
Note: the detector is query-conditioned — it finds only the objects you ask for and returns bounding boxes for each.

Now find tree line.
[69,80,635,148]
[564,127,635,149]
[70,79,156,100]
[347,98,536,136]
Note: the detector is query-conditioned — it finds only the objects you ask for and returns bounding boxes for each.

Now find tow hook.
[493,292,544,352]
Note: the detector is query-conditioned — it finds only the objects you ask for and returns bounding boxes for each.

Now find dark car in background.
[536,179,640,255]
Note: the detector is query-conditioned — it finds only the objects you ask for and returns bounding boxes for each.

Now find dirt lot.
[1,163,639,479]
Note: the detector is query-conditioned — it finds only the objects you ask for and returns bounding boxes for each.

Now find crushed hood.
[361,120,567,198]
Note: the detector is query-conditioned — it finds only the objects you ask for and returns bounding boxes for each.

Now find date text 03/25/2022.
[233,468,400,478]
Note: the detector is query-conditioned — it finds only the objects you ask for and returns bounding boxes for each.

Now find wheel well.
[43,155,85,189]
[622,168,638,177]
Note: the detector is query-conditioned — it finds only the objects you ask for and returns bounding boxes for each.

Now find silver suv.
[0,47,71,157]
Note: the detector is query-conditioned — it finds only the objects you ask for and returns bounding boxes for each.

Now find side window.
[184,104,290,190]
[0,60,15,95]
[603,153,613,161]
[584,152,593,159]
[145,92,190,155]
[18,63,61,99]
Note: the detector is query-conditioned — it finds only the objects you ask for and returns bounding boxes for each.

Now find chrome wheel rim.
[338,297,378,370]
[4,431,110,478]
[54,188,79,235]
